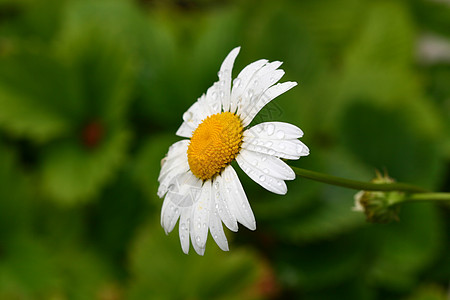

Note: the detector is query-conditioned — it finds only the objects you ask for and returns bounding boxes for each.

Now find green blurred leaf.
[339,101,445,188]
[367,203,444,291]
[0,50,76,142]
[56,0,138,125]
[40,129,131,204]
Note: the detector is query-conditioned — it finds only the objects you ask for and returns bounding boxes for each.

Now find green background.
[0,0,449,299]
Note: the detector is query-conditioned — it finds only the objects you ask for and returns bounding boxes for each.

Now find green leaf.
[56,0,138,124]
[0,144,33,241]
[367,203,444,291]
[339,101,445,188]
[40,129,131,204]
[0,50,77,142]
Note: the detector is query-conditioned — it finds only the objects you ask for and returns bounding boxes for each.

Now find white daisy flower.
[158,47,309,255]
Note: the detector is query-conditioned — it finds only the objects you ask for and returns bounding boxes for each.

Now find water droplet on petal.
[268,150,275,155]
[263,168,269,174]
[266,124,275,135]
[183,111,193,121]
[259,175,266,182]
[276,130,285,139]
[246,89,253,98]
[181,223,186,231]
[211,92,218,100]
[265,141,273,147]
[196,235,202,245]
[233,78,241,87]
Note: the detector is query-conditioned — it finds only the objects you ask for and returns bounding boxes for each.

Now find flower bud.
[353,172,404,223]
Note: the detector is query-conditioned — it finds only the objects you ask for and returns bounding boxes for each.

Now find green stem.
[402,193,450,202]
[290,166,429,193]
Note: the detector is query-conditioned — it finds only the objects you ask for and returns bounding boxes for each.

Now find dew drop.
[255,126,263,133]
[268,150,275,155]
[197,222,201,229]
[265,141,273,147]
[266,124,275,135]
[276,130,285,139]
[259,175,266,182]
[203,223,207,229]
[196,236,202,245]
[261,156,267,161]
[297,145,303,154]
[246,89,253,98]
[217,71,223,77]
[233,78,241,87]
[279,144,286,150]
[213,234,218,239]
[183,111,193,121]
[263,168,269,174]
[219,91,225,98]
[211,92,218,100]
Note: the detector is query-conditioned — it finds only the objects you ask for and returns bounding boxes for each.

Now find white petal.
[239,149,295,180]
[244,122,304,140]
[219,47,240,112]
[212,176,238,232]
[209,197,229,251]
[242,81,297,126]
[230,59,268,113]
[242,137,309,160]
[157,161,189,198]
[176,101,208,138]
[236,62,285,118]
[161,172,202,233]
[190,180,212,255]
[221,166,256,230]
[236,154,288,195]
[179,207,191,254]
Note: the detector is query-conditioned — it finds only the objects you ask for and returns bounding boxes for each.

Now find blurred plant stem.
[401,193,450,202]
[290,166,430,193]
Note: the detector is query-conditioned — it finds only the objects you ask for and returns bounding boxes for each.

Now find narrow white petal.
[176,101,208,138]
[161,172,202,233]
[239,149,295,180]
[221,166,256,230]
[157,161,189,198]
[219,47,240,112]
[179,207,191,254]
[242,81,297,126]
[209,198,229,251]
[242,137,309,160]
[244,122,304,140]
[230,59,268,113]
[237,61,285,118]
[190,180,212,255]
[236,154,288,195]
[212,176,238,232]
[176,121,195,138]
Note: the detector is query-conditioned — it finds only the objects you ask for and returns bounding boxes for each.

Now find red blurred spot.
[81,120,104,149]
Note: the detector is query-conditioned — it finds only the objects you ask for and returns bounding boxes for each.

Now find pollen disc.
[187,112,244,180]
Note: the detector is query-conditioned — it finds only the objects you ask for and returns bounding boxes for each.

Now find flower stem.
[402,193,450,202]
[290,166,429,193]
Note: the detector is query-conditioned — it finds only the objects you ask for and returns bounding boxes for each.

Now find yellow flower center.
[187,112,244,181]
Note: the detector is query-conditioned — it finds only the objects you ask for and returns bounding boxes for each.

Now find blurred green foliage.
[0,0,449,299]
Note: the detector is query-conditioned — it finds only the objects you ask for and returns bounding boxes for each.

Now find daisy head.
[158,47,309,255]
